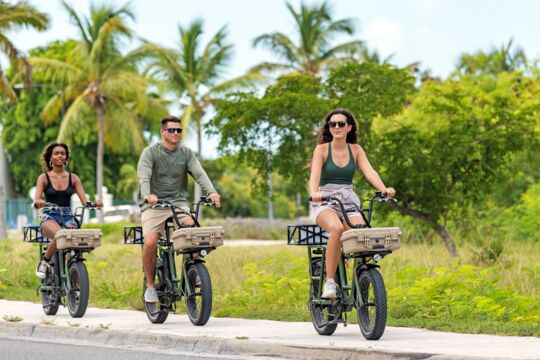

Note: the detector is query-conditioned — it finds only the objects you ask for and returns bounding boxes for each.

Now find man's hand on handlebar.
[145,194,158,206]
[207,193,221,208]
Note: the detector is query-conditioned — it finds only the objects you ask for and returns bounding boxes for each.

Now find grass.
[0,224,538,337]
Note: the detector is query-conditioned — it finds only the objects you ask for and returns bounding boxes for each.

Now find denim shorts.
[39,207,78,228]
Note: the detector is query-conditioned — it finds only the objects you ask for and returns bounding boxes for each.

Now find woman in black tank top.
[309,109,396,299]
[33,143,103,279]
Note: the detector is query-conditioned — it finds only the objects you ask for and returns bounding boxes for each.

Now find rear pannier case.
[172,226,224,251]
[340,227,401,254]
[55,229,102,250]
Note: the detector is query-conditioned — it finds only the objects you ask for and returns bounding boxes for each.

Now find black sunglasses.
[328,121,347,128]
[164,128,182,134]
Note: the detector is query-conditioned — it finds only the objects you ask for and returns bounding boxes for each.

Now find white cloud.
[364,18,404,56]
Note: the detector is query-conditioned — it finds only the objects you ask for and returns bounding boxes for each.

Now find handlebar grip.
[309,196,331,202]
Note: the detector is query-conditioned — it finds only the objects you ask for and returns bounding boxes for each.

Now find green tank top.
[320,143,356,186]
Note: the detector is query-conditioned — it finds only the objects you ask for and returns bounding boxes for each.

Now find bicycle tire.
[356,268,387,340]
[185,262,212,326]
[309,258,338,336]
[143,269,171,324]
[41,266,59,316]
[67,261,89,318]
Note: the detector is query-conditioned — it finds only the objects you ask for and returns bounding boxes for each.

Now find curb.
[0,321,449,360]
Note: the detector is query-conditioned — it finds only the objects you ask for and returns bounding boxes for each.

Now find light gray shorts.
[310,184,362,223]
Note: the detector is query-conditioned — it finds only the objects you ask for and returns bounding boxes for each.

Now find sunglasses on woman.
[165,128,182,134]
[328,121,347,128]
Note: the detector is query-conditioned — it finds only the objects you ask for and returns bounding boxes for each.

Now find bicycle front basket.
[340,227,401,255]
[172,226,224,250]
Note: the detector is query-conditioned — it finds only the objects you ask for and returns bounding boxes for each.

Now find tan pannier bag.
[55,229,102,250]
[340,227,401,255]
[172,226,224,251]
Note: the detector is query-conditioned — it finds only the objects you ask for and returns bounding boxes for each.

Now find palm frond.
[0,2,49,31]
[0,67,17,102]
[29,57,84,85]
[320,40,364,60]
[61,1,91,47]
[57,94,91,141]
[253,33,299,64]
[207,72,265,95]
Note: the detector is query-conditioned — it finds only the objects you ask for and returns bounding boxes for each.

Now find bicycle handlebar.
[309,191,396,228]
[146,196,217,227]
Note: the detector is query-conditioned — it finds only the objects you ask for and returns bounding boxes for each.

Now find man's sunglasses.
[164,128,182,134]
[328,121,347,128]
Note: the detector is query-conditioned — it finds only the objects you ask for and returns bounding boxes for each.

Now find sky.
[5,0,540,158]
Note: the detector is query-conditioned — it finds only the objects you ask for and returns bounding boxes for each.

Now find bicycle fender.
[357,263,380,272]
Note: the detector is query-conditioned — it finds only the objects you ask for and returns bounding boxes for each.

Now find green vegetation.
[1,226,538,336]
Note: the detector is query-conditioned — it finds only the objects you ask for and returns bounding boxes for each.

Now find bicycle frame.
[33,202,101,304]
[291,192,395,327]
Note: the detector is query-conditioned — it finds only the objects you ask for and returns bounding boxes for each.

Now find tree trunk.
[389,203,459,258]
[0,186,6,240]
[95,104,105,224]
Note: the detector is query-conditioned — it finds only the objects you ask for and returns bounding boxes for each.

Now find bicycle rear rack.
[287,224,328,246]
[23,226,50,243]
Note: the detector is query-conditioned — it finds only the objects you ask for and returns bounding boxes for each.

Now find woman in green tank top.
[309,108,396,299]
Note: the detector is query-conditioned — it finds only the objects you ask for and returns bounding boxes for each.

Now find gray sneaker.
[35,260,49,279]
[144,286,159,303]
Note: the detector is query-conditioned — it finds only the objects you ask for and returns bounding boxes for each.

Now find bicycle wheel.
[67,261,89,318]
[309,258,338,336]
[143,267,172,324]
[185,262,212,326]
[356,268,387,340]
[41,263,59,316]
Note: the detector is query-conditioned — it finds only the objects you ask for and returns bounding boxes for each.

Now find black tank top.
[44,173,75,207]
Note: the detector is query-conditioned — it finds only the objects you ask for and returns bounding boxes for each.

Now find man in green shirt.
[137,115,221,303]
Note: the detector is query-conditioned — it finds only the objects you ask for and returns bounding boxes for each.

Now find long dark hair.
[43,143,70,171]
[317,108,358,144]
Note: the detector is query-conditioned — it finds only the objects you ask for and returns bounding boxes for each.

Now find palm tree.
[0,0,49,101]
[30,1,165,221]
[146,19,258,158]
[251,1,364,76]
[456,39,527,76]
[145,19,259,201]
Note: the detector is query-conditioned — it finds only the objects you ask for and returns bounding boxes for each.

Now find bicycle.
[124,197,223,326]
[23,202,102,317]
[287,191,400,340]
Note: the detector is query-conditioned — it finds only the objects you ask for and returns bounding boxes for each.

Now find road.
[0,336,289,360]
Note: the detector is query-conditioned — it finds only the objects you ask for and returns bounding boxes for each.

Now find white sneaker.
[321,280,338,299]
[144,286,159,303]
[35,260,49,279]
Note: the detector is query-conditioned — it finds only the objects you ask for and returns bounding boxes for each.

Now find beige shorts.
[141,207,191,236]
[310,184,362,223]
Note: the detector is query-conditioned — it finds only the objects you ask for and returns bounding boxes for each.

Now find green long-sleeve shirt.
[137,143,217,212]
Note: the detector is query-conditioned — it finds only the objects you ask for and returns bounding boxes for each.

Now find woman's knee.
[327,222,344,236]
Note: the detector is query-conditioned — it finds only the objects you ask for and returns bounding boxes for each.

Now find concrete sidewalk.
[0,300,538,360]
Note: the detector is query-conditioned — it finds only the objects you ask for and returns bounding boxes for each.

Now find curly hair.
[43,143,70,171]
[317,108,358,144]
